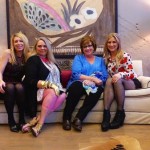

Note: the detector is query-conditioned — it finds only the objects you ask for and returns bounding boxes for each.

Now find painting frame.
[6,0,118,57]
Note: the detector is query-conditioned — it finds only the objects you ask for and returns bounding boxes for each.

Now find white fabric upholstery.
[0,60,150,124]
[132,60,143,76]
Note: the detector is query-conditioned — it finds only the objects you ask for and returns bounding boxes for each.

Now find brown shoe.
[72,118,82,132]
[63,120,71,130]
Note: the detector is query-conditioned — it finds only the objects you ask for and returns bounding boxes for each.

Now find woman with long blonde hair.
[101,33,141,131]
[0,32,29,132]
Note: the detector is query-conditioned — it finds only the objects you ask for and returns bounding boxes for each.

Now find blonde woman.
[23,37,66,137]
[101,33,141,131]
[0,32,29,132]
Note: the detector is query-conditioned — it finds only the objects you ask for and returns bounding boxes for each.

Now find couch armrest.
[137,76,150,88]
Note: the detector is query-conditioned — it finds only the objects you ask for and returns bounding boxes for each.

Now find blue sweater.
[67,55,108,88]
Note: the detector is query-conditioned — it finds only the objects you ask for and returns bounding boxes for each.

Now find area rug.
[80,135,142,150]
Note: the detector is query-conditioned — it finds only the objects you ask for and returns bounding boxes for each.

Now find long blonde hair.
[103,33,124,66]
[30,37,56,64]
[10,31,29,64]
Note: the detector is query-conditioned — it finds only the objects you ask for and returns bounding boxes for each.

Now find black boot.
[110,109,126,129]
[101,109,111,132]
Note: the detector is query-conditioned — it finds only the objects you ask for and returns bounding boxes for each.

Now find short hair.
[80,35,97,54]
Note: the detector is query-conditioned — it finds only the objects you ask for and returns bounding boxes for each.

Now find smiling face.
[13,36,25,53]
[36,40,48,57]
[107,36,119,53]
[82,42,94,56]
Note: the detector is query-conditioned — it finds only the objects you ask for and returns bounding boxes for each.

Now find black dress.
[1,56,26,126]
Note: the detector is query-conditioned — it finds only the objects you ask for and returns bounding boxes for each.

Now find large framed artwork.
[6,0,117,57]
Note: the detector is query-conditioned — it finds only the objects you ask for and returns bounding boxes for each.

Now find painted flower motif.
[69,14,86,29]
[81,7,98,20]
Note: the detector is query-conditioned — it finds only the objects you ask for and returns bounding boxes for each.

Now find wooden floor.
[0,123,149,150]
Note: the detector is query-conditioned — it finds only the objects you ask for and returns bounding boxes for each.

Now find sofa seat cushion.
[125,88,150,96]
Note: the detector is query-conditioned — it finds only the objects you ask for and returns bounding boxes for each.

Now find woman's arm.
[0,50,10,93]
[112,53,136,83]
[25,56,41,88]
[118,53,136,79]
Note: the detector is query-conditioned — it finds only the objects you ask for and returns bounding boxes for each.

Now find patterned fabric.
[107,52,137,80]
[82,71,105,95]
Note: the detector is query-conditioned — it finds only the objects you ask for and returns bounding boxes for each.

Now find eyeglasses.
[83,44,93,49]
[37,45,47,48]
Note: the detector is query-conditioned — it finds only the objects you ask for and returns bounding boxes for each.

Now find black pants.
[63,81,103,121]
[24,85,37,118]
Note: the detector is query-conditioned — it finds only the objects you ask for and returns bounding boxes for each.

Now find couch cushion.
[125,88,150,96]
[61,70,72,88]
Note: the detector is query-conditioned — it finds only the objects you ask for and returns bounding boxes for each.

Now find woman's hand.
[83,80,95,86]
[0,80,6,93]
[112,73,121,83]
[37,80,44,88]
[91,77,103,86]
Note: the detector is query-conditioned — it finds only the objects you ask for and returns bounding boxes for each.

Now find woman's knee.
[43,89,56,99]
[5,83,15,93]
[68,82,84,95]
[15,83,24,92]
[114,79,123,86]
[105,78,113,86]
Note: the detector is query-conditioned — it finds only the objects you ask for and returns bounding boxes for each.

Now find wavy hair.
[103,33,123,66]
[10,31,29,64]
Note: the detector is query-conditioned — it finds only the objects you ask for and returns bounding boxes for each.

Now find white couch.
[0,60,150,124]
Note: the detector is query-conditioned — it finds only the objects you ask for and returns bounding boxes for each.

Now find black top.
[24,55,49,87]
[3,56,25,83]
[24,55,61,88]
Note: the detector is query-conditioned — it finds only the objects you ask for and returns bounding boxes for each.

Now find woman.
[23,37,66,137]
[101,33,141,132]
[63,35,108,132]
[0,32,29,132]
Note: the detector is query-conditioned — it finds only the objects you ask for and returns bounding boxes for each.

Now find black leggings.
[63,81,103,121]
[4,83,25,125]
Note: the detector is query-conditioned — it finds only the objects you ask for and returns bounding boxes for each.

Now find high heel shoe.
[31,123,43,137]
[21,116,40,133]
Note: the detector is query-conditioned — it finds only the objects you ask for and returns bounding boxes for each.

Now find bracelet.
[47,81,52,88]
[41,81,48,88]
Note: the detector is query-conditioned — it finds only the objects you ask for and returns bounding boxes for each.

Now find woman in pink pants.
[23,37,66,137]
